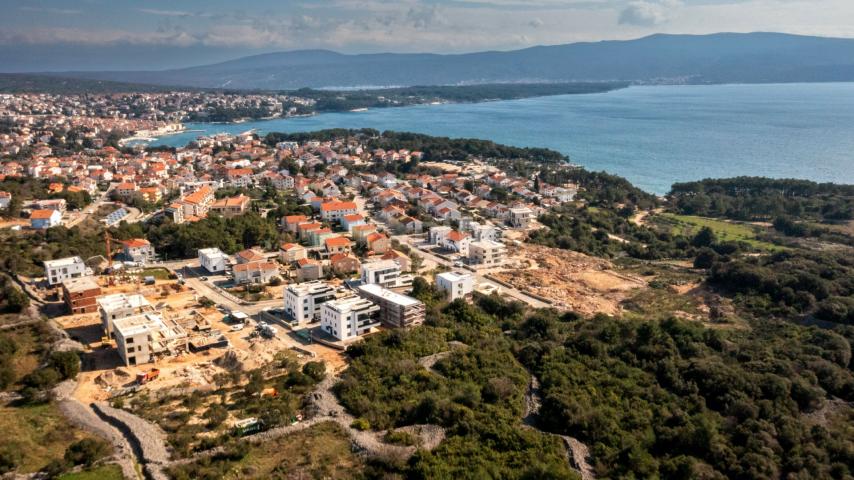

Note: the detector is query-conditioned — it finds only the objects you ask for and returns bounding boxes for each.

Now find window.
[126,338,134,344]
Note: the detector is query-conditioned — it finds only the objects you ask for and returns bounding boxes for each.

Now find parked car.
[231,323,246,332]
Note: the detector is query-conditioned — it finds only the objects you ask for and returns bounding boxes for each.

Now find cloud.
[406,5,447,29]
[137,9,194,17]
[618,0,683,27]
[529,17,545,28]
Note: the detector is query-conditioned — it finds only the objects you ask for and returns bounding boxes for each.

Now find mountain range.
[50,32,854,90]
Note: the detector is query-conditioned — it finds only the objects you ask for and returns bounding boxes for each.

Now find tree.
[302,361,326,382]
[694,248,719,269]
[64,438,109,466]
[203,403,229,428]
[49,350,80,380]
[692,226,717,247]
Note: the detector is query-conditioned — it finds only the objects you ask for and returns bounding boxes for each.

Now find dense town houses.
[3,101,587,348]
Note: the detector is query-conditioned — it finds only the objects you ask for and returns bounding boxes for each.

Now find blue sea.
[151,83,854,194]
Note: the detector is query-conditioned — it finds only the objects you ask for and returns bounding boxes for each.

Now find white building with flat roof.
[320,296,381,341]
[113,313,187,366]
[44,256,88,286]
[97,293,153,336]
[361,260,402,288]
[198,247,229,273]
[428,225,452,245]
[509,207,534,229]
[469,240,506,267]
[436,271,475,301]
[357,284,425,329]
[284,281,338,325]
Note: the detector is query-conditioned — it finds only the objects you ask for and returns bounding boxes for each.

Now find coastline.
[121,84,629,146]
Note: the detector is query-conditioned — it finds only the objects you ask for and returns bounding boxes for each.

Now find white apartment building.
[44,256,88,286]
[435,271,475,301]
[320,296,381,341]
[284,281,338,325]
[319,201,358,222]
[357,284,425,329]
[198,247,229,273]
[97,293,152,336]
[361,260,401,288]
[509,207,534,229]
[428,226,452,245]
[113,313,187,366]
[469,240,507,267]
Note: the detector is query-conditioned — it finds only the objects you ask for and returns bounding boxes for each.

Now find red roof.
[366,232,388,243]
[30,209,57,219]
[121,238,149,248]
[233,261,277,273]
[320,201,357,212]
[227,168,253,177]
[447,230,468,242]
[324,237,351,248]
[236,249,266,262]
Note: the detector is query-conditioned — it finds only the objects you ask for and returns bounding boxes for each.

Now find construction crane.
[104,229,117,270]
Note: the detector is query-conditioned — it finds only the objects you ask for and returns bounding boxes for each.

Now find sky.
[2,0,854,72]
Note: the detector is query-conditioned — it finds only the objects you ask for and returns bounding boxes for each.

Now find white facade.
[509,207,534,229]
[113,313,186,366]
[356,284,426,329]
[436,271,475,301]
[198,248,229,273]
[284,281,337,325]
[469,240,506,267]
[361,260,401,288]
[320,202,357,222]
[428,226,452,245]
[97,293,152,336]
[44,256,87,286]
[320,296,381,340]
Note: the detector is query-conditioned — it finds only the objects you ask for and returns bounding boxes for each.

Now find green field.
[0,403,107,474]
[59,464,124,480]
[658,213,782,251]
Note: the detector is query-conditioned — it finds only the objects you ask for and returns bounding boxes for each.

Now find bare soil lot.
[494,244,646,316]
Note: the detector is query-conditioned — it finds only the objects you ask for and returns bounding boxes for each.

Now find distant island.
[32,32,854,90]
[0,76,627,120]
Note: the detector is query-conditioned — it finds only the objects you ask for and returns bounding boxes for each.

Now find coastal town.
[0,66,852,480]
[2,3,853,478]
[0,95,633,478]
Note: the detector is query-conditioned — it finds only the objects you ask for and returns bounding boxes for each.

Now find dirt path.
[170,373,446,469]
[630,208,663,227]
[523,373,596,480]
[53,380,141,480]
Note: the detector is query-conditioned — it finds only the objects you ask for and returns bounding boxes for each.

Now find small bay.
[150,83,854,194]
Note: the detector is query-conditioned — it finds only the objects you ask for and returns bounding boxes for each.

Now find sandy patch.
[494,244,646,316]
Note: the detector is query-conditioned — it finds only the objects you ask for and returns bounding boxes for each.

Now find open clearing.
[494,244,647,316]
[0,402,108,474]
[220,422,364,479]
[655,213,782,251]
[58,464,125,480]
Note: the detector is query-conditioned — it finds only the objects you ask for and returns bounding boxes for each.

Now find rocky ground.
[496,244,646,316]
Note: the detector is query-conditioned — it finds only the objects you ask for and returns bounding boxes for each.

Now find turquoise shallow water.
[151,83,854,194]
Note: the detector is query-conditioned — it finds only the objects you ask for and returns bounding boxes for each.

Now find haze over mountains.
[52,32,854,90]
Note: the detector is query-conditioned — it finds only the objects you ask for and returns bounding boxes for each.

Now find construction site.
[493,243,648,316]
[53,236,346,405]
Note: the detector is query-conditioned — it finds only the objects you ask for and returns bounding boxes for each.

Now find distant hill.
[0,73,195,94]
[46,32,854,90]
